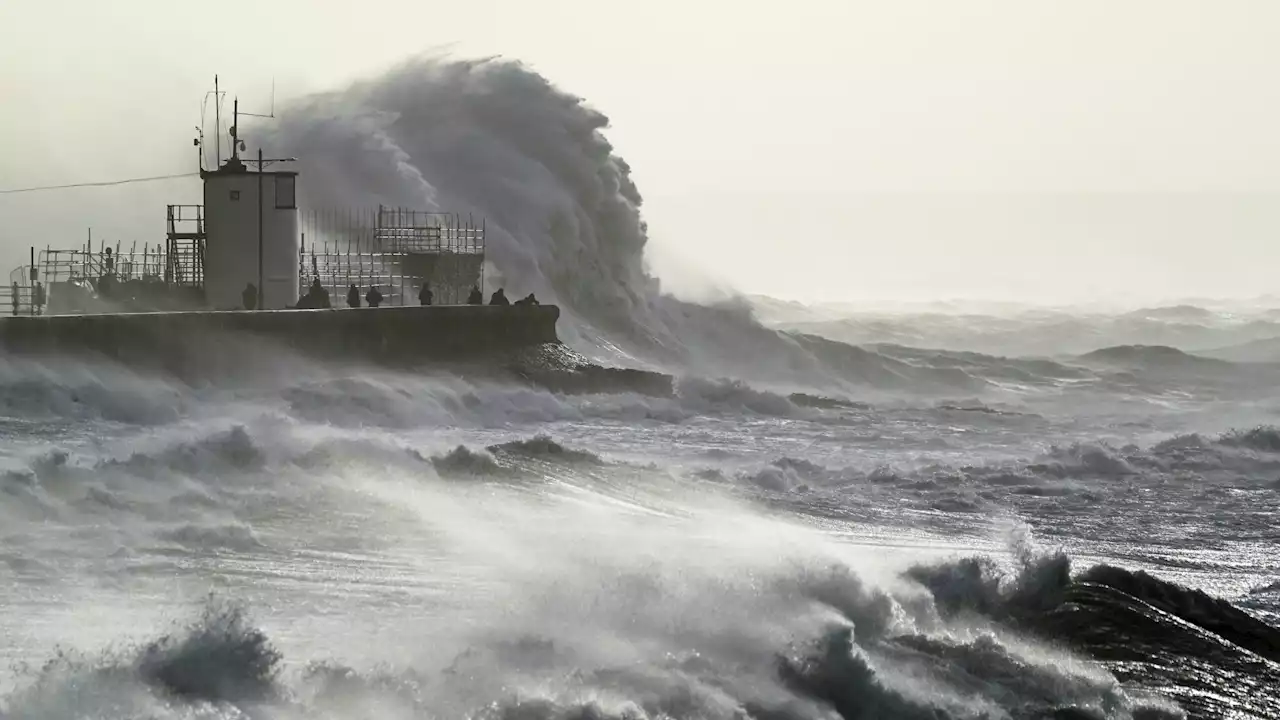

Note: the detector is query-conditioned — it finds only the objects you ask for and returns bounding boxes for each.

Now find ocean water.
[2,57,1279,720]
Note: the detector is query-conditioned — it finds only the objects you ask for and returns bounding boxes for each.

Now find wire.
[0,172,199,195]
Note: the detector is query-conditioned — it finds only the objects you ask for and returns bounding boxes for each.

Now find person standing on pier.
[366,286,384,308]
[347,284,360,308]
[418,282,433,306]
[305,278,331,309]
[468,285,483,305]
[242,283,257,310]
[32,282,45,316]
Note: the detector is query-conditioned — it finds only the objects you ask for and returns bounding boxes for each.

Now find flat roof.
[201,168,298,178]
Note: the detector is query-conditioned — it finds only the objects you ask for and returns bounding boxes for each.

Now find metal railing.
[374,206,485,255]
[298,205,487,307]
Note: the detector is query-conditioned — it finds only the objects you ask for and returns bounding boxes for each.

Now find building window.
[275,175,296,209]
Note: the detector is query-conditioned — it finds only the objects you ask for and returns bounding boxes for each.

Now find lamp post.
[257,147,264,310]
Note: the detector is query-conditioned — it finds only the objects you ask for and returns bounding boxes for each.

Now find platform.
[0,304,561,372]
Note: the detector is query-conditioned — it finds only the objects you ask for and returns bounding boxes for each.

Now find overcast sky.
[2,0,1278,304]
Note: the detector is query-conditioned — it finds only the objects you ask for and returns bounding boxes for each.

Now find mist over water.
[3,57,1280,719]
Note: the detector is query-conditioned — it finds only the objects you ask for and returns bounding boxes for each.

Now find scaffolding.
[2,265,35,316]
[4,204,487,316]
[1,203,208,316]
[374,206,485,254]
[12,241,192,314]
[299,206,486,306]
[165,205,206,288]
[31,242,169,286]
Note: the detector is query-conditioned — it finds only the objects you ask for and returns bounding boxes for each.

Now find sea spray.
[260,57,992,392]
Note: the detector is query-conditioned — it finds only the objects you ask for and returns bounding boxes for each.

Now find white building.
[201,155,299,310]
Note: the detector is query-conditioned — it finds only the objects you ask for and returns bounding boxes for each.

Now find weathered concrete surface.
[0,305,561,370]
[0,304,678,398]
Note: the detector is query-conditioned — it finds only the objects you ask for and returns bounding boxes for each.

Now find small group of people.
[346,284,383,308]
[280,279,388,309]
[242,279,382,310]
[297,279,332,309]
[453,284,541,307]
[9,281,45,316]
[239,279,540,310]
[413,283,538,308]
[481,287,539,306]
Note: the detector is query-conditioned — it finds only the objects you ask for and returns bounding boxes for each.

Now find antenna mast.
[197,77,280,171]
[237,79,277,120]
[231,97,240,160]
[197,76,228,170]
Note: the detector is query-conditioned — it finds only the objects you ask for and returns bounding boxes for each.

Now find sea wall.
[0,305,561,373]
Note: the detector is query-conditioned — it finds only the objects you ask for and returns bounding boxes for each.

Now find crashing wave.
[261,57,1063,393]
[486,434,603,466]
[0,557,1200,720]
[908,549,1280,718]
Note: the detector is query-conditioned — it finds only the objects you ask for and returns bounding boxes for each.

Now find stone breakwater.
[0,305,677,397]
[0,305,559,364]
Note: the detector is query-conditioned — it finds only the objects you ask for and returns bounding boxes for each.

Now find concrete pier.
[0,305,561,371]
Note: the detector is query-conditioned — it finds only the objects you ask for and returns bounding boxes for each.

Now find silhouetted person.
[467,285,483,305]
[242,283,258,310]
[32,282,45,316]
[103,247,114,275]
[308,278,331,309]
[295,279,326,309]
[10,282,18,316]
[366,286,384,308]
[418,282,433,306]
[489,288,509,306]
[514,293,540,306]
[347,284,360,308]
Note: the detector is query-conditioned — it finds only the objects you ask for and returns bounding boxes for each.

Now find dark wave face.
[911,555,1280,719]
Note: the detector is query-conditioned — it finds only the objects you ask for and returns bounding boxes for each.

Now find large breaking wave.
[258,57,887,390]
[256,56,1280,402]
